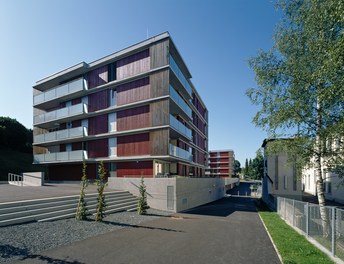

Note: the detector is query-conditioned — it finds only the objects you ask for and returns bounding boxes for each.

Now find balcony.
[33,78,87,107]
[34,127,88,144]
[33,103,88,126]
[34,150,87,164]
[170,115,192,140]
[169,144,192,161]
[169,55,192,97]
[169,85,192,119]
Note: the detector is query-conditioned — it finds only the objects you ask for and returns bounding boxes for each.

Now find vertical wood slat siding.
[117,105,150,131]
[72,119,81,127]
[87,65,108,89]
[116,49,150,80]
[88,138,108,158]
[72,142,82,151]
[88,114,108,135]
[117,161,153,177]
[72,97,82,105]
[117,133,150,156]
[49,163,97,181]
[151,99,169,127]
[117,77,150,106]
[150,70,169,98]
[150,40,169,69]
[88,90,109,112]
[150,129,168,155]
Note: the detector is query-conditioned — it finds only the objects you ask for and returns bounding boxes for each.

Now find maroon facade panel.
[88,114,108,135]
[87,65,108,89]
[88,138,108,158]
[88,90,109,112]
[72,142,82,151]
[48,163,97,181]
[117,133,150,156]
[117,77,150,106]
[117,161,153,177]
[117,105,150,131]
[116,49,149,67]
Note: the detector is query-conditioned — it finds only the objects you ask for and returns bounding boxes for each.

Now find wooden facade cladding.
[150,129,169,156]
[150,99,169,127]
[88,138,108,158]
[117,105,150,131]
[117,77,150,106]
[87,65,108,89]
[150,70,169,98]
[116,49,150,80]
[88,114,108,135]
[150,40,169,69]
[117,161,153,177]
[192,94,207,120]
[193,131,205,150]
[117,133,150,156]
[48,163,97,181]
[88,90,109,112]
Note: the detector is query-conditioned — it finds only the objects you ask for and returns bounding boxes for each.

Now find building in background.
[207,150,235,178]
[261,139,302,209]
[32,32,208,181]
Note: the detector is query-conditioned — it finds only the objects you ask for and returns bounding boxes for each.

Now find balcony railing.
[34,127,87,144]
[170,115,192,140]
[169,85,192,118]
[34,150,87,163]
[169,55,192,96]
[169,144,192,161]
[33,103,87,125]
[33,78,87,105]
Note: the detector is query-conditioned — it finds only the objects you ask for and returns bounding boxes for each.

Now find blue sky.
[0,0,281,166]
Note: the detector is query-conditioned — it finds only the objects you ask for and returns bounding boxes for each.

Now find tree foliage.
[0,117,32,152]
[247,0,343,226]
[234,160,241,175]
[244,150,264,180]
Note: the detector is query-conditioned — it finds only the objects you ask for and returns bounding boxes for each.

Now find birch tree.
[247,0,344,233]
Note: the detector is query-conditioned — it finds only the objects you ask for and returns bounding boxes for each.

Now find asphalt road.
[12,192,280,264]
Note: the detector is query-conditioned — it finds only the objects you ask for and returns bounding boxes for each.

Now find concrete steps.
[0,191,138,227]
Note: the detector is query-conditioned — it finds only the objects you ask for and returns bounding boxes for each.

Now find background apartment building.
[32,32,208,181]
[208,150,235,177]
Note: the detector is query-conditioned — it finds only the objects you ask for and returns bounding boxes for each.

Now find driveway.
[12,195,280,264]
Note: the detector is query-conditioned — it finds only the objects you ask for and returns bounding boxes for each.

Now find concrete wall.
[108,177,225,212]
[23,172,44,186]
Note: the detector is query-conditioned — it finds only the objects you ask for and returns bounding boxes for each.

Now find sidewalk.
[11,196,281,264]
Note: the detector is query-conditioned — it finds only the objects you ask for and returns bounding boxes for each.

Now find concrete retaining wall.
[108,177,225,212]
[23,172,44,186]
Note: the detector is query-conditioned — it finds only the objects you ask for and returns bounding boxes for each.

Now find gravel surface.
[0,209,172,263]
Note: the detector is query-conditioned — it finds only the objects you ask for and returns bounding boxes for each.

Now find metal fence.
[277,197,344,261]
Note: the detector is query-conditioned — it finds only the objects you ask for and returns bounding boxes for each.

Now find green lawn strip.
[259,210,334,264]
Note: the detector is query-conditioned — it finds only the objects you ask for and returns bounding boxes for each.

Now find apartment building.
[32,32,208,181]
[261,139,302,209]
[208,150,235,177]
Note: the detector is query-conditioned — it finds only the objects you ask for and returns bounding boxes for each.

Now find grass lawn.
[258,204,334,264]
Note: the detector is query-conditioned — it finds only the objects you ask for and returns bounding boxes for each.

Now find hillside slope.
[0,148,46,181]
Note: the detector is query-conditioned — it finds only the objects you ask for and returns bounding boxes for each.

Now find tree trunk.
[315,98,328,237]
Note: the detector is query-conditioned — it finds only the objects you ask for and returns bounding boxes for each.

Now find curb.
[257,212,283,264]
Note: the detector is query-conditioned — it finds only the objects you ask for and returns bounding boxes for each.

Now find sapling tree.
[76,160,88,220]
[137,176,149,215]
[95,161,107,222]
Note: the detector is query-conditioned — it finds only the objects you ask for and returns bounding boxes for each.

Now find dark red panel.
[72,142,82,151]
[117,49,149,67]
[117,133,150,156]
[88,138,108,158]
[87,65,108,89]
[60,144,66,152]
[117,105,150,131]
[72,119,82,127]
[72,97,81,105]
[88,90,109,112]
[48,163,97,181]
[88,114,108,135]
[117,161,153,177]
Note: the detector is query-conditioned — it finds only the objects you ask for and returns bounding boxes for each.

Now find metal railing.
[34,78,86,105]
[34,127,87,144]
[277,197,344,260]
[169,144,192,161]
[34,150,87,163]
[169,55,192,96]
[169,85,192,118]
[8,173,23,186]
[170,115,192,140]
